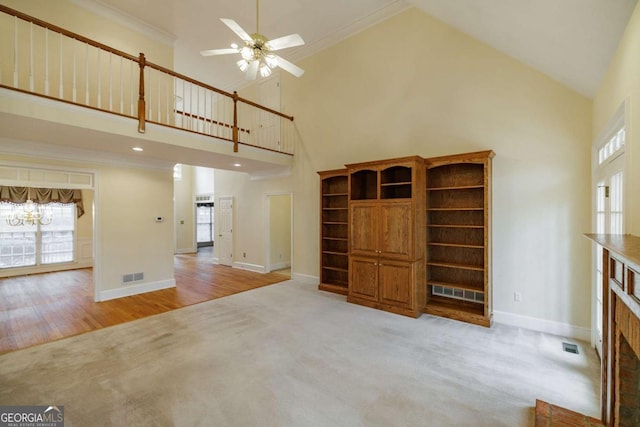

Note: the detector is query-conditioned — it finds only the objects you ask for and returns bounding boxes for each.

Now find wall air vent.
[122,272,144,284]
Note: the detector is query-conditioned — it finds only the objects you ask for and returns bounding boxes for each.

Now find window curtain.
[0,186,85,218]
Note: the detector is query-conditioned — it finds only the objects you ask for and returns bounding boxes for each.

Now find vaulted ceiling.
[70,0,640,98]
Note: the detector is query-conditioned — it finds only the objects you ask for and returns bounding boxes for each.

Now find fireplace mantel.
[585,234,640,427]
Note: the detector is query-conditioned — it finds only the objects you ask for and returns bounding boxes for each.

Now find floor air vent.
[562,342,579,354]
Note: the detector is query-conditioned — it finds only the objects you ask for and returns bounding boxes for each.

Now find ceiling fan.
[200,0,305,80]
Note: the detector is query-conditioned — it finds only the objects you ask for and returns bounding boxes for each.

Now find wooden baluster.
[44,29,49,95]
[59,32,63,98]
[85,43,89,105]
[119,56,123,114]
[13,16,18,87]
[157,70,161,122]
[130,60,134,116]
[233,91,239,152]
[97,49,101,108]
[72,39,77,102]
[197,85,200,132]
[108,53,113,111]
[165,73,169,124]
[181,79,185,129]
[138,52,146,133]
[29,22,33,91]
[146,67,151,123]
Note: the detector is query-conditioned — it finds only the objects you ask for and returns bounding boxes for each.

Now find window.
[196,203,214,247]
[0,202,75,269]
[598,127,625,165]
[173,164,182,181]
[592,104,626,357]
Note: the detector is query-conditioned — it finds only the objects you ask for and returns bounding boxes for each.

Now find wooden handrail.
[174,110,251,134]
[145,61,295,121]
[237,96,294,122]
[0,4,296,155]
[0,4,138,63]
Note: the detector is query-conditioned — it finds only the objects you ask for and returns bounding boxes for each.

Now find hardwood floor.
[0,251,288,355]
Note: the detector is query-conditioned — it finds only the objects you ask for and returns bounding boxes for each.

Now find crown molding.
[287,0,412,63]
[70,0,177,47]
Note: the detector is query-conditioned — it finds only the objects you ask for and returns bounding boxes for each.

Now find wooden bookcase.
[317,150,493,327]
[318,169,349,295]
[424,150,494,327]
[346,156,426,318]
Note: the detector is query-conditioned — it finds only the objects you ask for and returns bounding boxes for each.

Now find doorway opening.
[266,193,292,278]
[196,202,214,251]
[592,104,626,358]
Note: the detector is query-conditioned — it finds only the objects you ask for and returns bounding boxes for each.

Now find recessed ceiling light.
[233,163,242,167]
[132,147,144,152]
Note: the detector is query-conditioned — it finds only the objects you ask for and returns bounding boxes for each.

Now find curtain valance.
[0,186,85,218]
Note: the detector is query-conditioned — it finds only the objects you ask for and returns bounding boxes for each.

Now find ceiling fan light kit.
[200,0,305,80]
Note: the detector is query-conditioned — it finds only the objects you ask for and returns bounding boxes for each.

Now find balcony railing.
[0,5,295,155]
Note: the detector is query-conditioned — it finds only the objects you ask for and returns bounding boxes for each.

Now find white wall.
[593,2,640,235]
[174,164,195,254]
[0,153,176,298]
[269,194,291,270]
[216,7,594,335]
[97,165,174,297]
[195,166,214,196]
[0,0,173,68]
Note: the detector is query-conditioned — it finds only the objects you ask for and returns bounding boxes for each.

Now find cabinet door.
[349,256,378,301]
[379,202,412,259]
[379,260,412,307]
[350,203,379,256]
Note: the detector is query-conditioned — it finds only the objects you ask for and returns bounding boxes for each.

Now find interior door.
[257,76,281,151]
[218,196,233,266]
[594,159,624,357]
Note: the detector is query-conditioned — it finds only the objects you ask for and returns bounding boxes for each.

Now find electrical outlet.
[514,292,522,302]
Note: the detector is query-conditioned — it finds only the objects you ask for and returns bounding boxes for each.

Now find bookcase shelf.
[318,170,350,295]
[425,151,494,327]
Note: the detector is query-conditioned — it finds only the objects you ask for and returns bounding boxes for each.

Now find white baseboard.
[99,278,176,301]
[493,310,591,341]
[232,261,265,273]
[175,248,196,254]
[0,260,93,278]
[270,261,291,271]
[292,273,319,285]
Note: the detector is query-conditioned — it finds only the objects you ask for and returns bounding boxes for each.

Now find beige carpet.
[0,281,600,426]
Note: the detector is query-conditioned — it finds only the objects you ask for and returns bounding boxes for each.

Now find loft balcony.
[0,5,296,177]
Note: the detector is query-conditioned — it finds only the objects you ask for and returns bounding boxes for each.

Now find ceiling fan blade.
[220,18,253,42]
[245,61,259,80]
[200,48,238,57]
[274,56,304,77]
[266,34,305,51]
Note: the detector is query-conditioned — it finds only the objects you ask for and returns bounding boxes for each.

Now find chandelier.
[235,35,279,78]
[5,199,53,226]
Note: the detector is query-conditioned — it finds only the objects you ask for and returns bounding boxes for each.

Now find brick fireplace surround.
[585,234,640,427]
